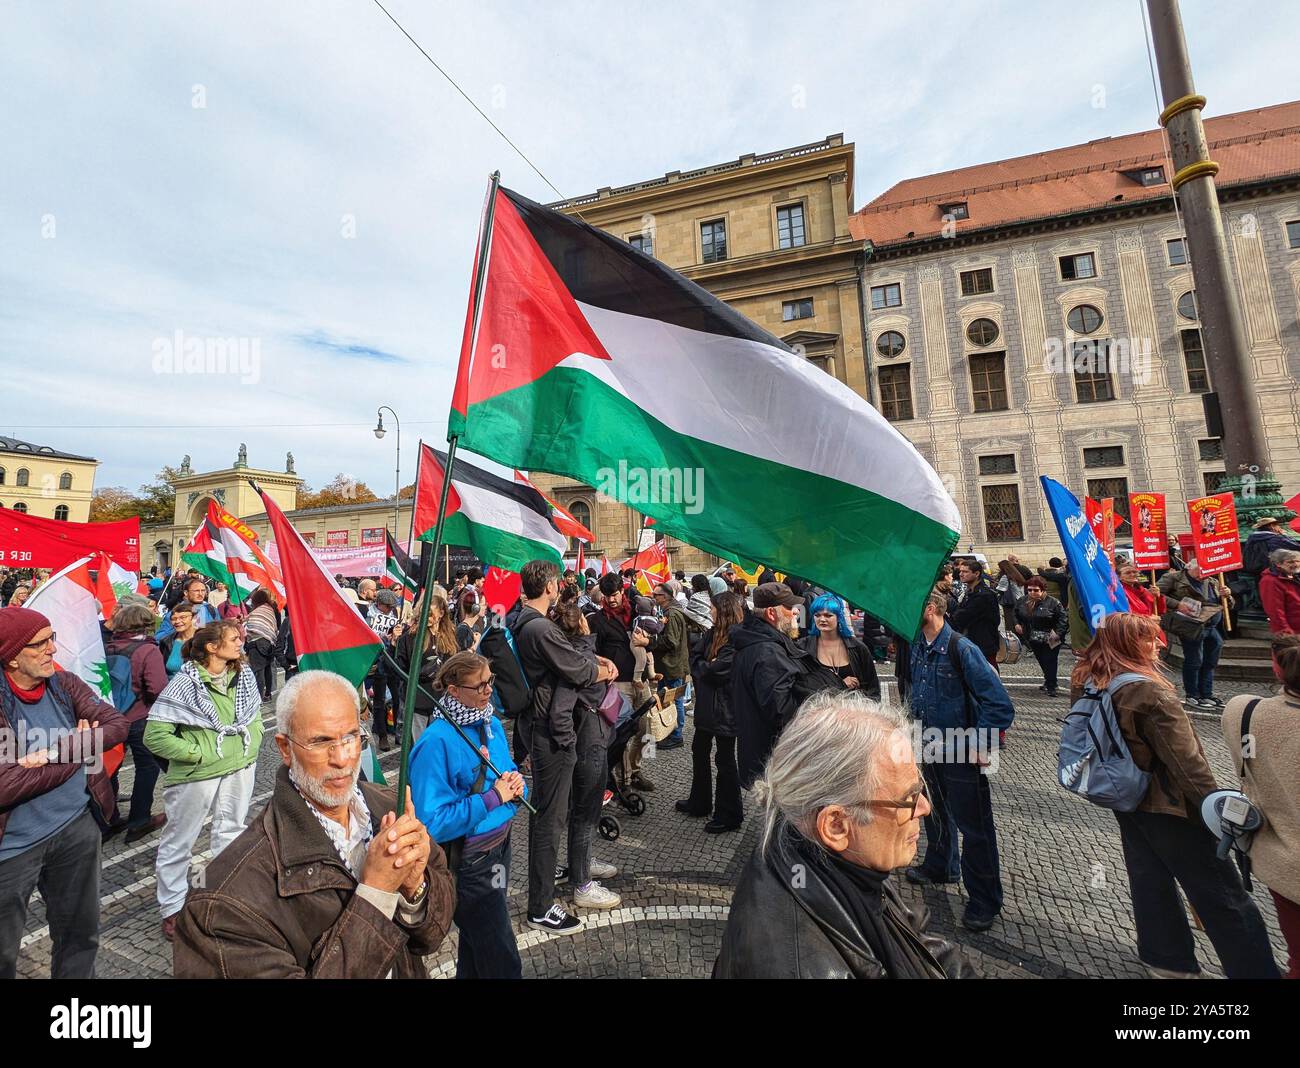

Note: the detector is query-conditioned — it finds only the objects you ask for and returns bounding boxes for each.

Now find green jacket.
[648,605,691,680]
[144,666,264,787]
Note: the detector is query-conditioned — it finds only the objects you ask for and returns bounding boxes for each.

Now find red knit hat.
[0,607,52,665]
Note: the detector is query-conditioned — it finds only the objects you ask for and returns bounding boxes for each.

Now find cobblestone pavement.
[16,650,1289,979]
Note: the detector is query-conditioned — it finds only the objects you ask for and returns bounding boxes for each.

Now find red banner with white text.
[0,508,140,569]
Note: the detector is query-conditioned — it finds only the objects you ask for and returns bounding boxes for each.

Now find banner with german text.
[1128,492,1169,569]
[1188,493,1242,576]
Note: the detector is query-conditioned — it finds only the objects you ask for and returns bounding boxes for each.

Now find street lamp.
[374,406,401,539]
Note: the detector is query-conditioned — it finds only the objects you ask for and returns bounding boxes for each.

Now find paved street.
[15,651,1289,979]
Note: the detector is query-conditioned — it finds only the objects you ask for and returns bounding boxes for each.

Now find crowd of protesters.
[2,527,1298,983]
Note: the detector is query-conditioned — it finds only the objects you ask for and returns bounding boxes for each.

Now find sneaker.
[555,864,569,884]
[602,789,614,805]
[527,904,584,935]
[573,881,621,909]
[1182,697,1205,712]
[658,735,684,751]
[590,859,618,880]
[1202,695,1225,709]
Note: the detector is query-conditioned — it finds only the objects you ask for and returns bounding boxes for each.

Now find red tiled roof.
[849,100,1300,248]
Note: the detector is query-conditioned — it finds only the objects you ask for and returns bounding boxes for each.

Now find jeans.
[1114,809,1279,977]
[1028,640,1061,694]
[567,708,612,887]
[454,833,522,979]
[1179,627,1223,699]
[115,717,162,830]
[686,729,742,826]
[156,763,257,918]
[521,713,577,918]
[918,760,1003,919]
[0,807,101,978]
[664,677,687,741]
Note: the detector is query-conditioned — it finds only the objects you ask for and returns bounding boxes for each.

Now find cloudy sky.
[2,0,1295,499]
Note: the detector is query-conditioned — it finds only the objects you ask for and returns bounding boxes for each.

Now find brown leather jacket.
[174,766,455,978]
[0,670,130,848]
[1072,677,1219,818]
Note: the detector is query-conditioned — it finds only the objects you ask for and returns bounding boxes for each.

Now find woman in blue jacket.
[410,650,528,979]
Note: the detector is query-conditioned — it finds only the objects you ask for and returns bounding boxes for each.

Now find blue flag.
[1040,476,1128,633]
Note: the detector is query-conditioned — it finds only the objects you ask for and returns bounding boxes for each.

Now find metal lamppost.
[373,406,401,537]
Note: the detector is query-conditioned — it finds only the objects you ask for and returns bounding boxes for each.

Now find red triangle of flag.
[413,443,463,540]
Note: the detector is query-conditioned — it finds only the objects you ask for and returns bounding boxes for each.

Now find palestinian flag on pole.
[449,186,960,635]
[181,501,286,608]
[413,443,565,573]
[514,470,595,543]
[255,484,380,685]
[385,528,419,594]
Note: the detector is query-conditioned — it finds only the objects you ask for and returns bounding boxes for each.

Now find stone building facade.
[850,100,1300,561]
[0,436,99,523]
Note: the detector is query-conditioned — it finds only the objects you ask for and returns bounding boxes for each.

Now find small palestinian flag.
[413,443,565,573]
[255,484,380,685]
[449,185,960,635]
[181,501,286,608]
[385,529,419,594]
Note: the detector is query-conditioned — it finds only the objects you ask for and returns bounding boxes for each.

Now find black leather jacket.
[715,827,966,980]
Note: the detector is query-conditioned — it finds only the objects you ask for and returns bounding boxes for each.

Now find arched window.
[59,472,72,490]
[568,499,592,552]
[15,469,29,487]
[12,502,27,513]
[0,467,6,485]
[54,505,69,521]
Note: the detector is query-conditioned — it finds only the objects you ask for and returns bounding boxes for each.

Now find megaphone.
[1200,790,1263,887]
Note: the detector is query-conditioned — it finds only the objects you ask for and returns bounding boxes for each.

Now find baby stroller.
[597,697,652,841]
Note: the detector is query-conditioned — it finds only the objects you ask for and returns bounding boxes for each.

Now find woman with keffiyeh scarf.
[144,620,263,942]
[409,651,528,979]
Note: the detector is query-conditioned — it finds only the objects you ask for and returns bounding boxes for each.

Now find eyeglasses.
[864,780,929,820]
[287,730,367,757]
[451,675,495,696]
[23,633,57,651]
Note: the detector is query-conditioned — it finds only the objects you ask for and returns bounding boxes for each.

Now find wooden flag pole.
[396,170,501,804]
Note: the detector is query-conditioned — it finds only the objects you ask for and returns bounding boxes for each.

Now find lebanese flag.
[181,502,286,608]
[413,443,565,573]
[514,470,595,543]
[256,485,380,685]
[448,185,959,636]
[90,553,142,621]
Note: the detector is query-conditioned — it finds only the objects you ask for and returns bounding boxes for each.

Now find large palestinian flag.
[256,485,380,685]
[412,443,565,573]
[448,186,960,635]
[181,501,285,608]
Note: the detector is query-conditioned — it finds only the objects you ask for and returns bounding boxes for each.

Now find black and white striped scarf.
[435,692,493,732]
[149,661,262,756]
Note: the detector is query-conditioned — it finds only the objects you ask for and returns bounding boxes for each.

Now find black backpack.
[1242,536,1273,577]
[478,624,531,719]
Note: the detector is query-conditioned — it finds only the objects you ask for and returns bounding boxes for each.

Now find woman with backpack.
[242,588,280,702]
[104,604,169,844]
[1069,612,1279,978]
[409,651,527,979]
[144,619,263,943]
[1012,577,1067,696]
[678,592,745,833]
[1221,633,1300,979]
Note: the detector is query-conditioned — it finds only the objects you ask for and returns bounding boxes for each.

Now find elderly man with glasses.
[0,607,130,978]
[173,670,455,978]
[715,690,965,979]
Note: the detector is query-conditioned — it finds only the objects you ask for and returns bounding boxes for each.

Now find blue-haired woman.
[796,594,881,703]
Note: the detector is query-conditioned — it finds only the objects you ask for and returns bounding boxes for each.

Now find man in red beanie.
[0,606,129,978]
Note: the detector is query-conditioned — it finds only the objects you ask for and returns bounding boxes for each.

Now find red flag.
[0,509,139,570]
[1286,493,1300,534]
[576,542,585,573]
[256,486,380,685]
[600,554,611,577]
[617,539,669,579]
[483,566,522,616]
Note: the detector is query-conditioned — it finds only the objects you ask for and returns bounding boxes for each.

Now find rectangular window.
[1059,252,1096,280]
[1204,471,1227,495]
[878,365,913,421]
[1072,340,1116,403]
[701,219,727,263]
[960,268,994,296]
[981,484,1024,541]
[1180,329,1210,393]
[941,202,969,220]
[1198,438,1223,462]
[1083,445,1125,468]
[629,233,653,257]
[871,283,902,310]
[782,298,813,321]
[969,352,1009,412]
[1166,238,1186,266]
[1287,220,1300,249]
[978,454,1016,475]
[1087,477,1131,531]
[776,204,806,249]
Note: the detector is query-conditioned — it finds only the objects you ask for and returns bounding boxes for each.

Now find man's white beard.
[291,755,361,810]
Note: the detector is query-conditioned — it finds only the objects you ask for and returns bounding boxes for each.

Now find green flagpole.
[396,170,501,805]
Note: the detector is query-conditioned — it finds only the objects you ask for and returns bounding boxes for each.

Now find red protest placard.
[326,529,350,547]
[1129,492,1169,569]
[361,527,385,546]
[1085,497,1116,559]
[1188,493,1242,575]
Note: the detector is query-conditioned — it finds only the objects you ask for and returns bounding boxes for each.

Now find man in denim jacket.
[905,589,1014,932]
